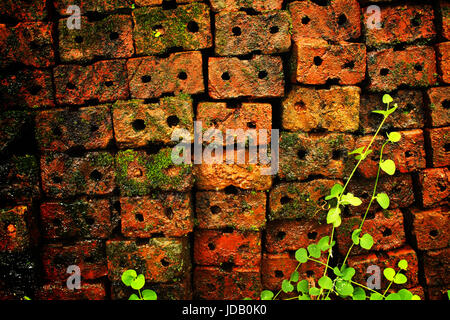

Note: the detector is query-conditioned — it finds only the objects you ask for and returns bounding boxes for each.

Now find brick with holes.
[363,4,435,47]
[423,247,450,288]
[411,206,449,251]
[425,126,450,168]
[278,132,355,181]
[36,283,107,300]
[269,180,337,221]
[427,87,450,128]
[58,15,133,62]
[436,42,450,84]
[106,238,190,283]
[194,266,261,300]
[215,10,291,56]
[208,55,284,99]
[0,0,47,21]
[42,240,107,282]
[35,106,113,153]
[355,129,426,178]
[290,39,366,85]
[360,90,424,134]
[289,0,361,43]
[53,60,129,105]
[112,95,194,148]
[196,190,266,231]
[0,206,30,252]
[441,1,450,40]
[0,110,33,154]
[367,46,437,91]
[209,0,283,12]
[418,168,450,208]
[41,152,115,198]
[0,22,54,68]
[127,51,204,99]
[132,2,212,55]
[194,229,260,268]
[282,86,360,132]
[336,209,406,257]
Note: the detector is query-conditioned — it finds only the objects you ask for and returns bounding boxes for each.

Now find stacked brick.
[0,0,448,301]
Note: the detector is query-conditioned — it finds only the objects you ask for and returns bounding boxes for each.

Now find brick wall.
[0,0,448,300]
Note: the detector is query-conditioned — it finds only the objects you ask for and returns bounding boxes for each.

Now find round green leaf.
[388,132,401,143]
[351,229,362,245]
[335,280,353,297]
[382,94,393,104]
[333,266,343,277]
[398,259,408,270]
[128,293,140,300]
[142,289,157,300]
[318,276,333,290]
[260,290,274,300]
[386,293,401,300]
[352,287,366,300]
[342,267,356,281]
[411,295,421,300]
[295,248,308,263]
[326,207,341,225]
[242,297,252,300]
[360,233,374,250]
[131,274,145,290]
[281,279,294,293]
[298,294,311,300]
[380,159,396,175]
[309,287,320,296]
[383,268,396,281]
[370,292,384,300]
[297,279,309,293]
[307,244,321,259]
[290,271,299,283]
[341,193,362,206]
[376,193,390,209]
[121,269,137,286]
[318,236,330,251]
[397,289,413,300]
[393,273,407,284]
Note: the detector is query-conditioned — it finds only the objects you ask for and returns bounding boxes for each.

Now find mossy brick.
[40,199,114,240]
[58,15,134,62]
[40,151,116,198]
[0,0,47,21]
[282,86,360,132]
[436,42,450,84]
[35,105,113,153]
[269,180,337,221]
[279,132,355,181]
[0,22,54,68]
[290,39,366,85]
[112,95,194,148]
[411,206,449,251]
[115,148,193,195]
[42,240,107,282]
[193,266,261,300]
[0,110,32,154]
[363,4,435,48]
[53,59,129,105]
[36,283,107,300]
[127,51,204,99]
[132,2,212,55]
[106,238,191,283]
[196,190,266,231]
[423,247,450,287]
[54,0,134,15]
[418,168,449,208]
[0,206,30,253]
[289,0,361,43]
[360,90,424,134]
[208,55,284,99]
[427,87,450,128]
[425,126,450,168]
[367,46,437,91]
[209,0,283,12]
[441,0,450,40]
[215,10,291,56]
[194,229,261,268]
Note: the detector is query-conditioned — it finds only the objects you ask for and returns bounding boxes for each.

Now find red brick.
[196,190,266,231]
[423,247,450,287]
[0,206,30,252]
[0,0,47,21]
[36,283,106,300]
[367,46,437,91]
[42,240,107,282]
[208,55,284,99]
[290,39,366,85]
[53,60,129,105]
[194,229,260,268]
[54,0,133,15]
[427,87,450,128]
[289,0,361,43]
[209,0,283,12]
[425,126,450,167]
[132,3,212,55]
[127,52,204,99]
[441,1,450,41]
[112,95,194,148]
[194,266,261,300]
[40,199,114,240]
[35,106,114,153]
[418,168,450,208]
[411,206,449,251]
[41,152,115,198]
[363,5,435,47]
[436,42,450,84]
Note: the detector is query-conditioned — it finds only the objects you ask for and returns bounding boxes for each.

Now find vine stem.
[383,269,401,297]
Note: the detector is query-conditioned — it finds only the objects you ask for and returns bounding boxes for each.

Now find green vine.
[121,269,157,301]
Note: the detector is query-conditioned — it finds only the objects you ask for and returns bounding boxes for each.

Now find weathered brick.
[54,0,133,15]
[423,247,450,287]
[269,180,337,221]
[279,132,355,181]
[367,46,437,91]
[289,0,361,43]
[41,152,116,198]
[42,240,107,282]
[215,10,291,56]
[427,87,450,128]
[106,238,190,283]
[0,206,30,252]
[58,15,134,62]
[194,266,261,300]
[0,110,33,154]
[115,148,193,195]
[112,95,194,148]
[36,283,107,300]
[127,51,204,99]
[282,86,360,132]
[425,126,450,167]
[196,190,266,231]
[209,0,283,12]
[411,206,449,251]
[133,3,212,55]
[290,39,366,85]
[436,42,450,84]
[363,5,435,47]
[35,106,114,153]
[208,55,284,99]
[194,229,260,268]
[418,168,450,208]
[441,0,450,41]
[53,60,129,105]
[0,0,47,21]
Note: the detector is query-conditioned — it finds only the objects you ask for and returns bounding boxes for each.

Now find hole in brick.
[224,185,238,195]
[380,68,390,76]
[67,82,76,90]
[332,150,344,160]
[404,103,414,113]
[442,100,450,109]
[247,121,256,129]
[85,217,95,225]
[135,213,144,222]
[52,126,62,136]
[294,100,306,110]
[104,81,113,87]
[210,205,221,214]
[337,14,347,26]
[275,270,284,278]
[343,206,351,218]
[52,176,62,184]
[437,183,446,192]
[445,143,450,152]
[160,258,170,267]
[66,145,86,157]
[178,71,188,80]
[343,61,354,69]
[29,85,42,95]
[301,16,310,25]
[313,56,323,66]
[280,196,292,205]
[220,262,234,272]
[297,149,307,160]
[166,115,180,127]
[52,218,62,227]
[414,64,423,71]
[276,231,286,240]
[74,36,83,43]
[232,27,242,36]
[258,70,268,79]
[411,15,422,27]
[429,230,438,238]
[239,8,259,15]
[132,119,146,131]
[164,207,174,220]
[90,169,103,181]
[222,72,231,81]
[361,192,370,199]
[141,75,152,83]
[306,270,315,277]
[325,78,340,86]
[223,226,234,233]
[382,228,392,237]
[90,124,99,133]
[187,21,199,33]
[109,32,119,40]
[307,231,318,240]
[405,151,413,158]
[270,26,279,34]
[208,243,215,250]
